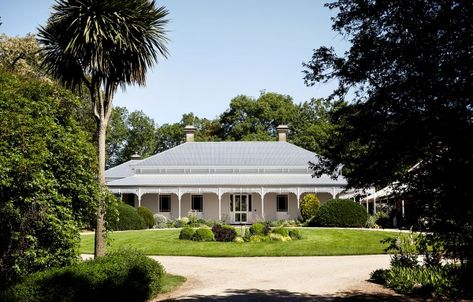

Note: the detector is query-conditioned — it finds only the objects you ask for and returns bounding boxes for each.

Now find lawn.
[160,273,186,294]
[80,228,402,256]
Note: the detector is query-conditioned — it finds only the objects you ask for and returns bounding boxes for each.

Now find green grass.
[80,228,403,256]
[160,273,186,294]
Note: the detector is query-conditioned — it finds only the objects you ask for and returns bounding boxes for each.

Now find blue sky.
[1,0,348,125]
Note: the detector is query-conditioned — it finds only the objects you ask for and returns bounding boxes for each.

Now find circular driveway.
[153,255,411,301]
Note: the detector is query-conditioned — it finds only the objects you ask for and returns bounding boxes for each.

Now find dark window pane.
[277,195,288,212]
[249,195,252,211]
[159,195,171,212]
[191,195,203,212]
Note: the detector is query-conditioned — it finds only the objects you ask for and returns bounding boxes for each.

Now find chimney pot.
[276,125,289,142]
[131,153,141,160]
[184,125,197,142]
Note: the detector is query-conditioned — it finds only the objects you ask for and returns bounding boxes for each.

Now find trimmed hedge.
[137,206,155,228]
[179,227,195,240]
[1,250,164,302]
[300,194,320,221]
[192,228,215,242]
[309,199,368,227]
[109,203,147,231]
[211,224,237,242]
[271,227,289,237]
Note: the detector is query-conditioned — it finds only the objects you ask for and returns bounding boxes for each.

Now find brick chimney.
[276,125,289,142]
[130,153,141,160]
[184,125,197,142]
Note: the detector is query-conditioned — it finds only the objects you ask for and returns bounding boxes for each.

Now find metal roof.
[105,159,141,180]
[134,142,319,167]
[107,173,346,187]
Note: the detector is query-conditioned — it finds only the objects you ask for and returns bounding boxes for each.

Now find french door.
[232,194,249,223]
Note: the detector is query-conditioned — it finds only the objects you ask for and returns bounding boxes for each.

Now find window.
[159,195,171,212]
[276,195,288,212]
[191,195,203,212]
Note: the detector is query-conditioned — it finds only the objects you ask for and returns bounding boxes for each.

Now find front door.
[233,194,248,223]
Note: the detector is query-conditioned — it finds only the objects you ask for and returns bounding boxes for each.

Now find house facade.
[105,125,347,224]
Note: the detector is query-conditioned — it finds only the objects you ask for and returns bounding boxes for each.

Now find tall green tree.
[304,0,473,261]
[38,0,169,257]
[0,70,100,283]
[106,107,129,168]
[120,110,156,162]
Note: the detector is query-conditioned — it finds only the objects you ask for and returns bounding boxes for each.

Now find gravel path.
[151,255,412,301]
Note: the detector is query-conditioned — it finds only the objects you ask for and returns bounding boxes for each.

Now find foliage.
[250,223,270,236]
[1,249,164,302]
[383,232,420,268]
[0,70,99,284]
[233,237,245,243]
[0,34,43,77]
[271,227,289,237]
[288,229,303,240]
[109,203,147,231]
[375,212,390,229]
[174,217,189,228]
[249,235,267,243]
[299,194,320,221]
[211,224,237,242]
[178,227,195,240]
[304,0,473,262]
[310,199,368,227]
[269,233,291,242]
[154,214,169,228]
[192,228,215,242]
[365,215,378,229]
[137,206,155,229]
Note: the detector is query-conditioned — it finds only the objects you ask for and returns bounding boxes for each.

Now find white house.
[105,125,347,224]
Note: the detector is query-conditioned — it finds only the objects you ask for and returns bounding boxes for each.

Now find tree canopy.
[304,0,473,260]
[0,69,100,283]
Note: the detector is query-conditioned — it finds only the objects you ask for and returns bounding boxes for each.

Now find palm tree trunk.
[94,121,107,257]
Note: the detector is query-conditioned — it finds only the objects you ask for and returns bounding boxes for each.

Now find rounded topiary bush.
[271,227,289,237]
[250,223,270,236]
[211,224,237,242]
[192,228,215,242]
[179,227,195,240]
[300,193,320,221]
[310,199,368,227]
[109,203,147,231]
[137,206,155,228]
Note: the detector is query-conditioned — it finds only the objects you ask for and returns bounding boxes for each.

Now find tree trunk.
[94,121,107,257]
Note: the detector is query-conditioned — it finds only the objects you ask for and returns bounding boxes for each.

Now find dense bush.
[375,212,390,228]
[211,224,237,242]
[137,207,155,229]
[309,199,368,227]
[269,233,291,241]
[271,227,289,237]
[250,223,270,236]
[192,228,215,242]
[178,227,195,240]
[154,214,168,228]
[300,194,320,221]
[173,217,189,228]
[288,229,303,240]
[109,203,147,231]
[1,249,164,302]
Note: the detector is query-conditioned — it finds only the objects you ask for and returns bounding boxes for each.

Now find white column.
[218,196,222,221]
[401,199,405,218]
[261,192,265,220]
[366,200,369,213]
[373,196,377,214]
[137,195,142,208]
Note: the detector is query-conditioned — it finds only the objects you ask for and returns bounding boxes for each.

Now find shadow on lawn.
[164,288,413,302]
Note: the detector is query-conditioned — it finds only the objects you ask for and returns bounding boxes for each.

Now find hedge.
[192,228,215,242]
[1,250,164,302]
[179,227,195,240]
[300,193,320,221]
[109,203,147,231]
[309,199,368,227]
[137,206,155,228]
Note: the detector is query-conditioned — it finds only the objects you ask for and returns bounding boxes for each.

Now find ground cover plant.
[81,228,401,256]
[0,249,169,302]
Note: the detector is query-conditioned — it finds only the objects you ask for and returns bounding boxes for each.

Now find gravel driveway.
[152,255,411,301]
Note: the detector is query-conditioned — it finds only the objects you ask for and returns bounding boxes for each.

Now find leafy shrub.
[233,237,244,243]
[300,194,320,221]
[250,223,270,236]
[271,227,289,237]
[109,203,147,231]
[269,233,290,241]
[154,214,169,228]
[2,249,164,302]
[365,215,379,228]
[178,227,195,240]
[375,211,390,228]
[211,224,237,242]
[192,228,215,242]
[309,199,368,227]
[383,232,419,268]
[249,235,266,242]
[137,206,155,229]
[187,212,199,226]
[288,229,302,240]
[173,217,189,228]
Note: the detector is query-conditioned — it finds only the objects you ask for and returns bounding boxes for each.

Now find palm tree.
[38,0,169,257]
